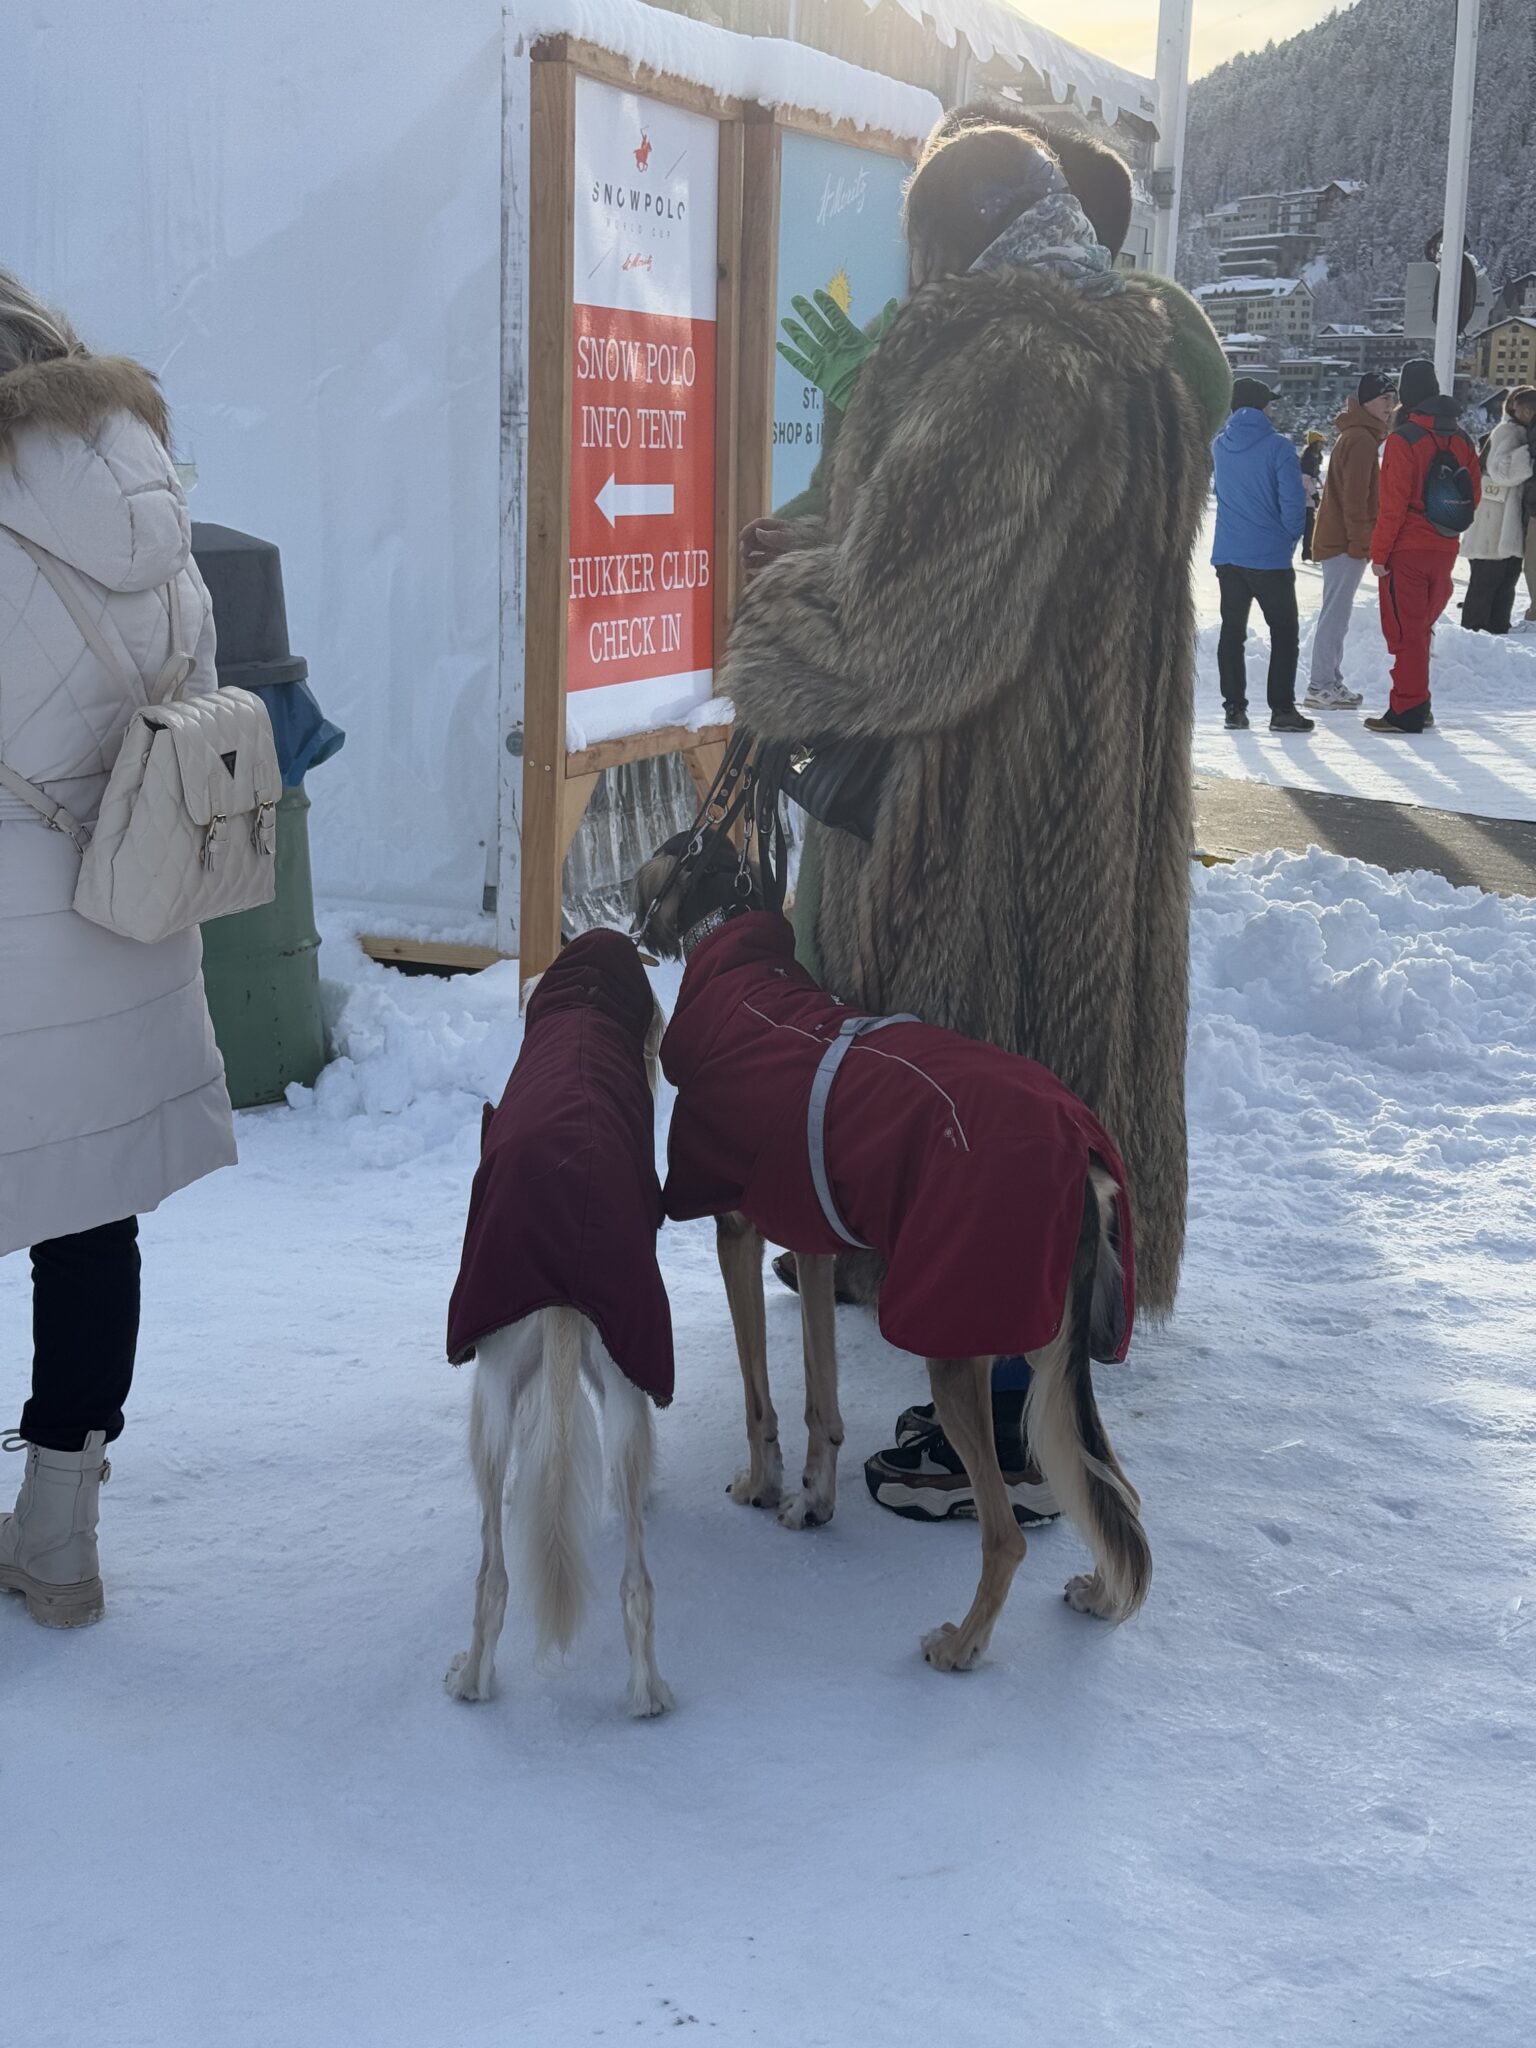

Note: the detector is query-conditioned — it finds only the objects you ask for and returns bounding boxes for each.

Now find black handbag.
[754,733,889,843]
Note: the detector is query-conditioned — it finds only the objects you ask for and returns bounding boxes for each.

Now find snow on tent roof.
[865,1,1156,129]
[509,1,1154,135]
[507,0,943,138]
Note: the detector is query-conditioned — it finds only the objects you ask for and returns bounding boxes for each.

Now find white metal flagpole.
[1151,0,1196,277]
[1434,0,1481,391]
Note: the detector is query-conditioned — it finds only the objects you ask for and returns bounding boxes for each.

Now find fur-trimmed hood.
[0,351,169,463]
[0,352,187,593]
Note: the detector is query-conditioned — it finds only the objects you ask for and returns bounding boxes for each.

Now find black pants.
[20,1217,140,1453]
[1302,508,1316,562]
[1216,565,1300,715]
[1461,556,1523,635]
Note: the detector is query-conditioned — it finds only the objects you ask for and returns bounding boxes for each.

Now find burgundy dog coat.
[661,913,1134,1363]
[447,930,674,1405]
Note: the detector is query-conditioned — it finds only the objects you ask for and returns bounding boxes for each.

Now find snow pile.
[282,926,529,1165]
[509,0,941,139]
[1189,850,1536,1183]
[295,857,1536,1201]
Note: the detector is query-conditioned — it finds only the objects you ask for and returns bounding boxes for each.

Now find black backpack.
[1397,421,1476,537]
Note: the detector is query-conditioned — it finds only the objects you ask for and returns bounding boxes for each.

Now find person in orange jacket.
[1365,358,1480,734]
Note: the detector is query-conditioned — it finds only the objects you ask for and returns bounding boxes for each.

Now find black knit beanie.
[1397,358,1440,411]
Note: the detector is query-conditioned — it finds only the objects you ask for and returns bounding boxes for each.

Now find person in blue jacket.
[1212,378,1313,732]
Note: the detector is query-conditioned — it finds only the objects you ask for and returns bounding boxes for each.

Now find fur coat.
[723,267,1211,1315]
[0,353,234,1258]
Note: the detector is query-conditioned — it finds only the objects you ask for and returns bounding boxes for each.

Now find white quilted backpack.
[0,531,280,944]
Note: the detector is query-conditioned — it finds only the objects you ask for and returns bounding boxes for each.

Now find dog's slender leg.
[920,1356,1027,1672]
[779,1254,841,1530]
[446,1327,532,1702]
[716,1212,783,1509]
[600,1355,674,1718]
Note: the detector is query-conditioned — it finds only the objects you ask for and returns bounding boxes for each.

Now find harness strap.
[806,1013,919,1249]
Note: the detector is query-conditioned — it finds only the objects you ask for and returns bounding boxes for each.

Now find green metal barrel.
[200,781,326,1109]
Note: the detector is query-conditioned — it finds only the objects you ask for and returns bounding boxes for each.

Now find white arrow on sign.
[595,475,675,529]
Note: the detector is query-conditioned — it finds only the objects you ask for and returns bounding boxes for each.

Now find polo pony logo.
[634,131,652,172]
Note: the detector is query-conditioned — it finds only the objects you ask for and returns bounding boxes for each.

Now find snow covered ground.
[5,852,1536,2045]
[1191,522,1536,825]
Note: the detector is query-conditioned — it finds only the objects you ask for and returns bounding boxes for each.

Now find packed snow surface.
[5,851,1536,2044]
[1193,528,1536,825]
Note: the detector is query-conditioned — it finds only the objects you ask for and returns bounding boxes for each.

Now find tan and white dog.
[637,841,1151,1674]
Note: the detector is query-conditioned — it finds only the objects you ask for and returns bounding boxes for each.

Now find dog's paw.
[728,1467,782,1509]
[921,1622,983,1672]
[444,1650,492,1702]
[627,1673,676,1719]
[777,1491,833,1531]
[1064,1572,1118,1620]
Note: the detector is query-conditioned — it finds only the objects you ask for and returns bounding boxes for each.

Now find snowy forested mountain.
[1181,0,1536,319]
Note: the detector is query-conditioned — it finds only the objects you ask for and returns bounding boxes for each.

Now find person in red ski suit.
[1366,357,1480,735]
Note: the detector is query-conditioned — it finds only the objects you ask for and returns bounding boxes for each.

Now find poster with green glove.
[772,130,912,511]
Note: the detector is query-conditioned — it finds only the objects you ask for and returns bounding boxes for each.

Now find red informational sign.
[567,304,716,695]
[568,78,719,737]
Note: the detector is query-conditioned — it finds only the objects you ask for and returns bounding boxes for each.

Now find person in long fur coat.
[724,118,1222,1512]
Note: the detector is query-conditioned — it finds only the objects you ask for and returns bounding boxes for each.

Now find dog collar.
[681,904,745,958]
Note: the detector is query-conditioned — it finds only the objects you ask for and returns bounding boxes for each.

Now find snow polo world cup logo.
[634,130,652,173]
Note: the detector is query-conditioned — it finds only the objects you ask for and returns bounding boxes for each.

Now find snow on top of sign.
[506,0,941,141]
[869,1,1155,128]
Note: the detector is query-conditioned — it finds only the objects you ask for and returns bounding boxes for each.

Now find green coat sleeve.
[772,397,843,522]
[1127,274,1231,442]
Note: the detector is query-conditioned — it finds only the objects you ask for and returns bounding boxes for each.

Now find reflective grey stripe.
[806,1013,920,1249]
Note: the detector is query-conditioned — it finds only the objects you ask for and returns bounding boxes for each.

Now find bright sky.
[1020,2,1355,79]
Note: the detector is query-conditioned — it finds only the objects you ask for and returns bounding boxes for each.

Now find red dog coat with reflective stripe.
[661,913,1134,1363]
[447,930,675,1405]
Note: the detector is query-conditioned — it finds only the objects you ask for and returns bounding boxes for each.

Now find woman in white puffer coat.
[0,273,235,1627]
[1461,386,1536,634]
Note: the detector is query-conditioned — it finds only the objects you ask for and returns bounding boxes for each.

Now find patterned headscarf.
[968,147,1124,296]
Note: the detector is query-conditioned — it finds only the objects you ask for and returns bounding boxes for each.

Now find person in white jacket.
[0,272,235,1627]
[1461,387,1536,634]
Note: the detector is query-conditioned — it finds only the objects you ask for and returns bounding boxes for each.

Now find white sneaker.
[0,1431,110,1626]
[1304,680,1364,710]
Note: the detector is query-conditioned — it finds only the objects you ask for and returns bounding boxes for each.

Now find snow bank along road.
[4,853,1535,2046]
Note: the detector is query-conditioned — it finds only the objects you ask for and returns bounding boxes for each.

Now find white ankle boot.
[0,1432,110,1627]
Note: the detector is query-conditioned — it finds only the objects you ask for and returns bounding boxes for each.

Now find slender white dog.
[443,931,675,1716]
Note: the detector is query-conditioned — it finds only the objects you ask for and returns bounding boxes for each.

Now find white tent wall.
[0,1,507,925]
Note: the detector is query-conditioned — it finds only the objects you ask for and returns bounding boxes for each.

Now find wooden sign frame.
[520,36,744,984]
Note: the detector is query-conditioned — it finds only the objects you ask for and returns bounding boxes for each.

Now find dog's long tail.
[514,1306,601,1653]
[1024,1165,1152,1624]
